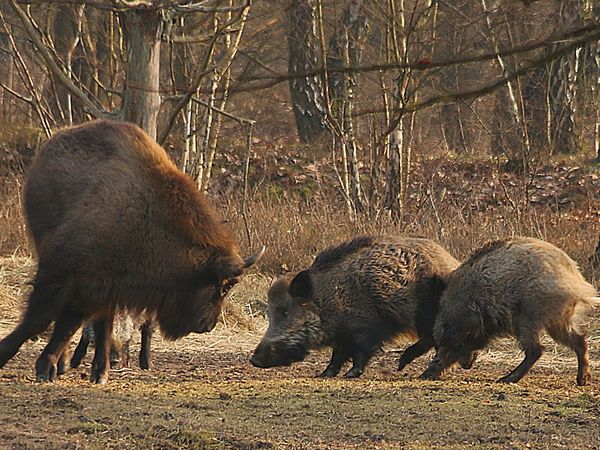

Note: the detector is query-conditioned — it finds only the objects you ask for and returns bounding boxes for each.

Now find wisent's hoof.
[90,370,109,385]
[35,358,57,383]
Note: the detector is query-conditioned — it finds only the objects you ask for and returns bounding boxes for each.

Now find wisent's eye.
[221,279,237,295]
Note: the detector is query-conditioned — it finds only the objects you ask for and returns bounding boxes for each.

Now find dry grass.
[0,254,34,323]
[220,192,599,286]
[0,175,30,256]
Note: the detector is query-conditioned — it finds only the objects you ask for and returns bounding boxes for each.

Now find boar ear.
[288,270,313,300]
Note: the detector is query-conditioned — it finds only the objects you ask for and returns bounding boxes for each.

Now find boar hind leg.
[547,324,590,386]
[70,322,93,368]
[344,340,379,379]
[90,317,114,385]
[0,285,60,369]
[319,347,350,378]
[35,308,83,382]
[398,339,433,372]
[498,328,543,384]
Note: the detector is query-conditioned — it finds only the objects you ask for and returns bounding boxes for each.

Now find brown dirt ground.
[1,260,600,449]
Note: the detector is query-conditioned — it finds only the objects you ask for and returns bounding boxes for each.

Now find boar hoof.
[419,370,440,381]
[497,374,519,384]
[343,368,363,379]
[318,369,338,378]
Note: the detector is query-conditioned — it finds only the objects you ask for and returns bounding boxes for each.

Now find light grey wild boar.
[251,236,465,378]
[68,315,155,371]
[420,237,599,385]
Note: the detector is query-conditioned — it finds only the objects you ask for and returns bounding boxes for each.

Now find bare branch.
[376,26,600,144]
[16,0,251,13]
[227,22,600,93]
[157,2,251,145]
[190,97,254,125]
[0,81,32,104]
[9,0,107,118]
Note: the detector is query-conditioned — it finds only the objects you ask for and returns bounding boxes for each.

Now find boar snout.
[251,340,308,368]
[250,342,272,368]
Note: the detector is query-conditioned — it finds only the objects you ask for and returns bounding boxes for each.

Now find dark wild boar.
[420,237,599,385]
[251,236,462,378]
[0,119,263,384]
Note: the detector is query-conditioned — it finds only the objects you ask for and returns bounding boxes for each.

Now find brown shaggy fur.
[421,237,599,385]
[0,120,255,384]
[251,236,460,378]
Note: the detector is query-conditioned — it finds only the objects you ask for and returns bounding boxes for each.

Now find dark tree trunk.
[120,10,163,139]
[286,0,327,144]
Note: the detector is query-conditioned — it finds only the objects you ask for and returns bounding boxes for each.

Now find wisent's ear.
[288,270,313,300]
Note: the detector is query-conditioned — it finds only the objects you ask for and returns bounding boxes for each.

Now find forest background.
[0,0,599,275]
[1,2,600,448]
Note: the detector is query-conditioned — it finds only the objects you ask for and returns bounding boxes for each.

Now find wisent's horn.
[244,245,266,268]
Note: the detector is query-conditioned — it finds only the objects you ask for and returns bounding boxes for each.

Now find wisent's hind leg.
[35,308,83,382]
[90,316,114,385]
[547,322,590,386]
[0,284,60,369]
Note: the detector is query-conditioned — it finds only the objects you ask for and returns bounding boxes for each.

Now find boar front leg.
[397,338,433,372]
[319,346,349,378]
[419,347,457,380]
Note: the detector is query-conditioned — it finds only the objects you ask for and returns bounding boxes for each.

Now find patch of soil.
[2,330,600,449]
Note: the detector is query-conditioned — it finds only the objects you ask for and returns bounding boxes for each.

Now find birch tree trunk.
[286,0,328,143]
[326,0,369,212]
[120,10,163,139]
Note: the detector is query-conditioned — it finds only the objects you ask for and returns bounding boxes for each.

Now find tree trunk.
[435,2,474,154]
[286,0,327,143]
[590,235,600,269]
[120,10,163,139]
[547,0,586,155]
[547,52,580,154]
